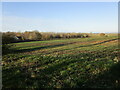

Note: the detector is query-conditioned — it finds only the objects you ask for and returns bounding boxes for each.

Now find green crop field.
[2,34,120,88]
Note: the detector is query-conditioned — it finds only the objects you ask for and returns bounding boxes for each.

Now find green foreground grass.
[2,35,120,88]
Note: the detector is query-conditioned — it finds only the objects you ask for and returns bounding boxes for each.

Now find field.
[2,34,120,88]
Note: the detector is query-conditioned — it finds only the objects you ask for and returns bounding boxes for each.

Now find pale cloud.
[2,16,118,33]
[2,16,81,32]
[2,16,63,32]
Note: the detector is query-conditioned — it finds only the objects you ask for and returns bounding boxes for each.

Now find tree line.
[1,31,89,43]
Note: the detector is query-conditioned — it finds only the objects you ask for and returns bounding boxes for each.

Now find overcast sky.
[2,2,118,33]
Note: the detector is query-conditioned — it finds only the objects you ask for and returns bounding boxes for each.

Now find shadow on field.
[41,38,119,55]
[3,60,120,88]
[83,61,120,88]
[14,42,76,53]
[2,56,81,88]
[4,38,118,55]
[77,38,119,48]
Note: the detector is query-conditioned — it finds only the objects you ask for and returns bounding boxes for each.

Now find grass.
[2,34,120,88]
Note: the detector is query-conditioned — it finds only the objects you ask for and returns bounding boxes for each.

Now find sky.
[2,2,118,33]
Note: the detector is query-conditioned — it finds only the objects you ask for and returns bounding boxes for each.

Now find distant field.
[2,34,120,88]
